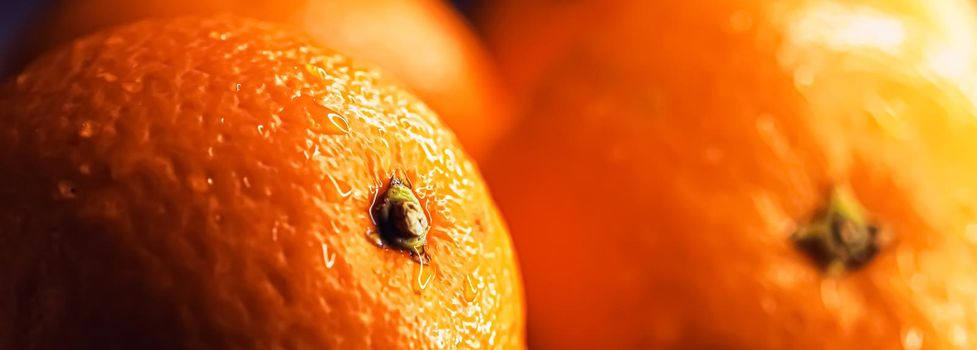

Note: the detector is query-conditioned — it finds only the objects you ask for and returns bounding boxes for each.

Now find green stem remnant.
[371,176,429,262]
[791,187,880,275]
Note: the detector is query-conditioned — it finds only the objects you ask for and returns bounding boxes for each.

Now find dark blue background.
[0,0,50,57]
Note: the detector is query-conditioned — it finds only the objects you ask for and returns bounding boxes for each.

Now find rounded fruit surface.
[0,15,524,349]
[482,0,977,349]
[6,0,511,158]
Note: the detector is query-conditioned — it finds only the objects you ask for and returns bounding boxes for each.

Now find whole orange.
[483,0,977,348]
[9,0,511,158]
[0,15,524,349]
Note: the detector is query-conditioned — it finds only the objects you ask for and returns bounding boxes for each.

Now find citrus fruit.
[482,0,977,348]
[0,15,524,349]
[8,0,511,158]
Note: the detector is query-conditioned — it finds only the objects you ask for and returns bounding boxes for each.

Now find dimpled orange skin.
[483,0,977,349]
[0,15,524,349]
[8,0,511,159]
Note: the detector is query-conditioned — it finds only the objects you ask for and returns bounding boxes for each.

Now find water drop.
[209,31,228,40]
[280,96,349,135]
[411,260,436,294]
[78,121,95,138]
[56,180,77,199]
[96,72,117,82]
[327,174,353,200]
[321,243,336,269]
[309,144,321,159]
[242,176,252,189]
[306,64,329,80]
[365,229,384,247]
[78,163,92,175]
[463,269,483,303]
[234,83,242,92]
[327,112,350,135]
[271,222,280,241]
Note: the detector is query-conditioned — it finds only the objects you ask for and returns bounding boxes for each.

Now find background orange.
[481,0,977,348]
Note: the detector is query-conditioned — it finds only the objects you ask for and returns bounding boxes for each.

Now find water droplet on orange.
[321,243,337,269]
[327,174,353,200]
[327,112,350,135]
[411,260,436,294]
[280,96,349,135]
[96,71,117,82]
[209,31,229,41]
[78,163,92,175]
[463,270,482,303]
[306,64,329,80]
[78,121,95,138]
[365,229,383,247]
[56,180,77,199]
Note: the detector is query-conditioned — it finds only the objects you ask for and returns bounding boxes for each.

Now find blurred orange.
[0,15,524,348]
[482,0,977,348]
[12,0,512,158]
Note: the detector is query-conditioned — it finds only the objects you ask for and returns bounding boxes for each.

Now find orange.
[482,0,977,348]
[9,0,511,158]
[0,15,524,349]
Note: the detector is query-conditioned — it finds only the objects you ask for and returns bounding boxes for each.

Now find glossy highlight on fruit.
[483,0,977,348]
[0,15,524,349]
